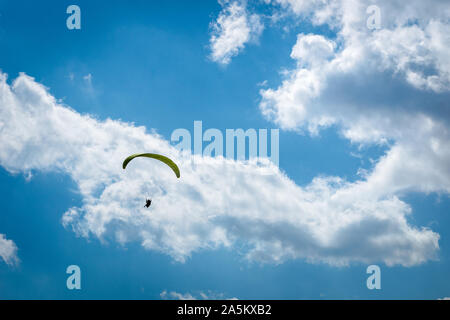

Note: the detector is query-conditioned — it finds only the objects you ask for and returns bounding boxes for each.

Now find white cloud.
[210,0,264,65]
[259,0,450,124]
[83,73,92,83]
[160,290,238,300]
[82,72,96,97]
[369,20,450,92]
[0,234,19,266]
[259,0,450,198]
[290,34,336,68]
[0,72,440,267]
[161,290,196,300]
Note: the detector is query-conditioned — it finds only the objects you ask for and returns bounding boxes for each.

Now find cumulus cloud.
[290,34,336,68]
[260,0,450,125]
[0,72,440,267]
[258,0,450,198]
[0,234,19,266]
[210,0,264,65]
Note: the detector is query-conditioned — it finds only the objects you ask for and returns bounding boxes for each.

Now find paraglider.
[122,153,180,208]
[122,153,180,178]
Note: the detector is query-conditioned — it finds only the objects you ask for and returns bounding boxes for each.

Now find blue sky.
[0,0,449,299]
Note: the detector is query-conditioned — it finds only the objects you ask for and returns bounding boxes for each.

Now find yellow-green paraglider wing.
[122,153,180,178]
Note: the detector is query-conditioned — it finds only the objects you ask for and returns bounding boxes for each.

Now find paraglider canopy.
[122,153,180,178]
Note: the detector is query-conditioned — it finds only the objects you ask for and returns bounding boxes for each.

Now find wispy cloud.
[83,73,92,86]
[82,73,96,96]
[0,234,19,266]
[209,0,264,65]
[160,290,238,300]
